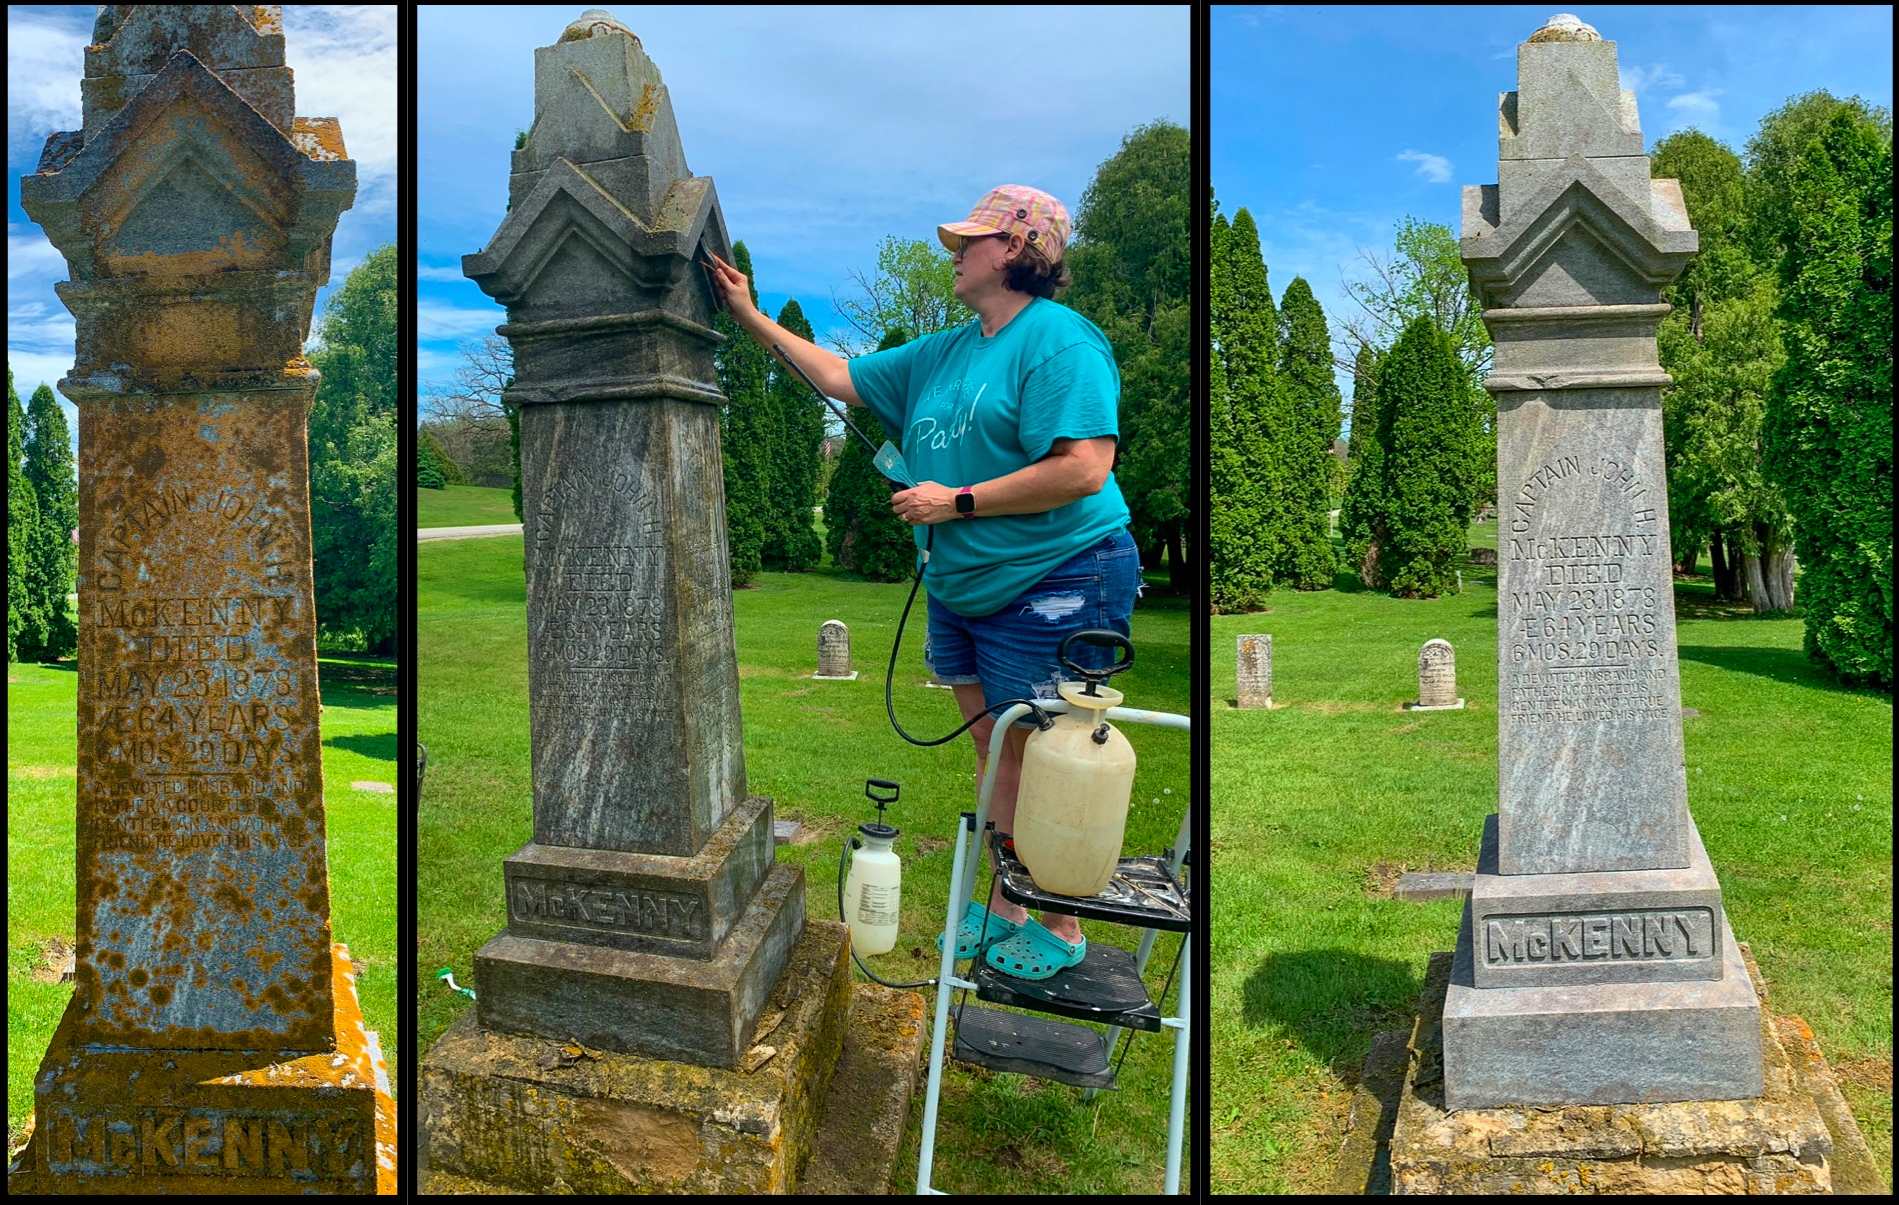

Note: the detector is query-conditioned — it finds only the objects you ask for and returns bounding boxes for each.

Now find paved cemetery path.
[417,524,523,541]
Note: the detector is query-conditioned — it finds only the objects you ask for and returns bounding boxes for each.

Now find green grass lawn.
[5,654,398,1148]
[416,483,518,528]
[418,533,1193,1193]
[1209,523,1893,1193]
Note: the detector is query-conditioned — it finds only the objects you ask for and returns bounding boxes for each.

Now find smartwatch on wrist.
[955,486,976,517]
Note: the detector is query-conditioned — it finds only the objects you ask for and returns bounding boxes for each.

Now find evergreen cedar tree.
[1207,204,1278,613]
[416,428,449,490]
[825,326,917,582]
[1275,276,1342,590]
[1064,120,1192,591]
[760,298,824,573]
[1762,110,1893,687]
[1208,199,1344,610]
[19,381,78,661]
[9,371,45,661]
[1350,317,1475,599]
[308,243,399,654]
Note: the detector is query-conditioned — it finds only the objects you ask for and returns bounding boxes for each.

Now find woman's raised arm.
[704,253,861,405]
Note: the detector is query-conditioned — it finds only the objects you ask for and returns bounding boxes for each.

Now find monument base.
[421,919,859,1195]
[475,860,807,1067]
[1468,813,1729,988]
[811,671,860,681]
[6,944,396,1195]
[1403,698,1465,711]
[1390,946,1839,1194]
[1444,903,1762,1107]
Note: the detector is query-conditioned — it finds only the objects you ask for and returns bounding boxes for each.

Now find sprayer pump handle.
[1056,629,1136,692]
[865,779,900,806]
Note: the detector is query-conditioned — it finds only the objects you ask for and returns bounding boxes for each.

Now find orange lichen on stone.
[291,117,347,162]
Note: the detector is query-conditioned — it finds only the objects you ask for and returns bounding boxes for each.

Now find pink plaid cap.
[938,184,1070,263]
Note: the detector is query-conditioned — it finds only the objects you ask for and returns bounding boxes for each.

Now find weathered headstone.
[1236,634,1272,709]
[1438,11,1761,1111]
[1405,639,1465,710]
[813,618,858,680]
[10,6,393,1193]
[421,11,853,1194]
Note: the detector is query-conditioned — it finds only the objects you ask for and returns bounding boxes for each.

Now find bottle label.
[855,883,899,927]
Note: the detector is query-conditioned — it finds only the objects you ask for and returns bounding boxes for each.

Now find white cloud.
[1620,63,1684,96]
[6,12,86,163]
[5,350,77,398]
[417,262,470,282]
[416,300,504,341]
[1666,90,1722,129]
[1397,149,1454,184]
[8,226,67,281]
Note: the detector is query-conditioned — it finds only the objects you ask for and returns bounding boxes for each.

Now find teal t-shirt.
[847,297,1132,617]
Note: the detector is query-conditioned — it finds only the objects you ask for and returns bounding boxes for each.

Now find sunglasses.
[955,233,1004,255]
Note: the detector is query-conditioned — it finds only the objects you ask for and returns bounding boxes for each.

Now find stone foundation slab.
[422,919,851,1195]
[1393,945,1834,1193]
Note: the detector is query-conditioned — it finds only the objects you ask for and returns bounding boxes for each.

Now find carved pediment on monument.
[1461,154,1696,308]
[22,49,354,280]
[464,157,732,322]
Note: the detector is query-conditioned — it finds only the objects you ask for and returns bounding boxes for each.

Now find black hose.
[838,836,937,989]
[886,527,1054,746]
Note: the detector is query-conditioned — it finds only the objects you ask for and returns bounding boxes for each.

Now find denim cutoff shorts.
[925,528,1141,725]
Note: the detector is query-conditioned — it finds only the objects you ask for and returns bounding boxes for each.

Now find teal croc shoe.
[936,901,1020,960]
[984,918,1086,981]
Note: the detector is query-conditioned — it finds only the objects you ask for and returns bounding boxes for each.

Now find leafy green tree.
[20,382,78,660]
[416,426,449,489]
[308,244,398,653]
[825,327,919,581]
[831,236,972,354]
[1367,317,1475,598]
[1744,91,1894,270]
[1275,277,1341,589]
[9,370,41,661]
[1344,344,1381,462]
[1340,217,1494,514]
[1653,129,1791,606]
[713,240,771,586]
[1066,120,1192,591]
[761,299,824,572]
[1763,111,1893,687]
[1207,204,1281,612]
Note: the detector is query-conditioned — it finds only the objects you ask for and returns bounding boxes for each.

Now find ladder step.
[951,1005,1116,1090]
[988,834,1191,931]
[973,941,1164,1032]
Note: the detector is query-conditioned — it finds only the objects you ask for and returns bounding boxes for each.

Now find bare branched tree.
[1332,217,1492,386]
[827,235,971,355]
[420,335,513,423]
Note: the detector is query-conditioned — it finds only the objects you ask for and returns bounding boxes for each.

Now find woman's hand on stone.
[891,481,959,526]
[703,254,759,323]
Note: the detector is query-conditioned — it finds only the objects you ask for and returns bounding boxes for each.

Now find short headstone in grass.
[1417,10,1779,1137]
[814,619,858,680]
[10,6,393,1192]
[1235,634,1272,709]
[424,11,860,1193]
[1405,639,1464,711]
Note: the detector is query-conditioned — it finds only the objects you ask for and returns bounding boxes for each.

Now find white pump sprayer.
[843,779,904,956]
[1013,631,1140,898]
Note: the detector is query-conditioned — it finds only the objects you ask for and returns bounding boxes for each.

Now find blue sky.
[7,4,396,425]
[416,5,1189,405]
[1213,4,1894,410]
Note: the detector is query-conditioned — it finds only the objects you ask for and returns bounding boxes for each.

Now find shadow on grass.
[324,732,398,761]
[18,659,76,673]
[1677,642,1838,690]
[1240,949,1422,1076]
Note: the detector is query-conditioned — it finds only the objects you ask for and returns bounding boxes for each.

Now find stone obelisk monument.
[1443,11,1763,1112]
[421,11,852,1194]
[10,5,393,1194]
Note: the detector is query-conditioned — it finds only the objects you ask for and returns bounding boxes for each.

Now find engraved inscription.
[510,877,705,940]
[44,1108,362,1178]
[1483,908,1714,966]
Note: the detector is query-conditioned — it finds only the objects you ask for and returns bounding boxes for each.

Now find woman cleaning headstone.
[707,184,1136,979]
